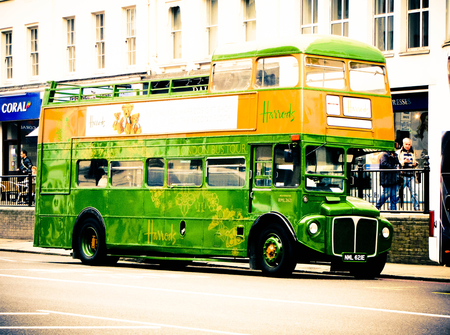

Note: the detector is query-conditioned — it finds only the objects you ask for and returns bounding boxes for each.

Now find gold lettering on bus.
[145,220,177,245]
[278,194,293,203]
[260,101,295,124]
[187,144,247,155]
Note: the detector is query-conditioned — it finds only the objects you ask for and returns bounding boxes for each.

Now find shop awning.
[26,127,39,137]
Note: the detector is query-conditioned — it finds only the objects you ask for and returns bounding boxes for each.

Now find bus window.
[254,146,272,187]
[78,159,108,188]
[168,159,203,187]
[349,62,386,94]
[147,158,164,187]
[211,59,252,92]
[111,161,143,187]
[305,57,345,90]
[305,146,344,192]
[255,56,299,88]
[274,144,300,188]
[207,157,246,187]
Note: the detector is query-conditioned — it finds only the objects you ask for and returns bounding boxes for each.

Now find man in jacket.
[376,151,400,210]
[397,138,419,210]
[19,150,33,174]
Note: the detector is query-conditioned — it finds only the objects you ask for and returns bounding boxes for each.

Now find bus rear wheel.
[256,224,296,277]
[76,218,114,265]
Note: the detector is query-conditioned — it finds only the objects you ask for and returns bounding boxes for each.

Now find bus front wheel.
[76,218,109,265]
[256,224,296,277]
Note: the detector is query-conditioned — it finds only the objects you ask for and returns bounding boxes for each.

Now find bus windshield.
[305,146,345,193]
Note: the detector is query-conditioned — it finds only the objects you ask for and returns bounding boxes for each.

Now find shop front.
[391,90,428,167]
[0,93,41,175]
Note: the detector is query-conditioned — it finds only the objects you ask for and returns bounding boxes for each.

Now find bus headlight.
[382,227,390,239]
[308,222,319,235]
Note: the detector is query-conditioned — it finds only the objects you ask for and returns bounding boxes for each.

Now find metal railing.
[0,174,35,207]
[349,156,430,213]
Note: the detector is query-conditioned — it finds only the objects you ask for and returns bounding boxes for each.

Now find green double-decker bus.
[34,35,394,278]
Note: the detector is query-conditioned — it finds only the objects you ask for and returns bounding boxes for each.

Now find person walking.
[397,138,420,211]
[376,151,400,210]
[19,150,33,174]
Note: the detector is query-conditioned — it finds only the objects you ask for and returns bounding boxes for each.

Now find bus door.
[250,144,301,213]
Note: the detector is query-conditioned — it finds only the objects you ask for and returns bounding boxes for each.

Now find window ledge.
[399,49,430,57]
[442,40,450,48]
[382,52,395,58]
[159,61,187,73]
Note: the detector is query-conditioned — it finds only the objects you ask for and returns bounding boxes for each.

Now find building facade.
[0,0,449,245]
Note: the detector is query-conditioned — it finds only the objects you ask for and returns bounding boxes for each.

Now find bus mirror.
[284,149,293,162]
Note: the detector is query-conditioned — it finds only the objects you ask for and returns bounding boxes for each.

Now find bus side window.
[305,57,345,90]
[207,157,246,187]
[168,159,203,187]
[211,59,252,92]
[254,146,272,187]
[255,56,299,89]
[78,159,108,188]
[274,145,300,188]
[111,161,143,187]
[147,158,164,187]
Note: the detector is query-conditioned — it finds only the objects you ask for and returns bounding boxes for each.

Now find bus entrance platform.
[0,238,448,282]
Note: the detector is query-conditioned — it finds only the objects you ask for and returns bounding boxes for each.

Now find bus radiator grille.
[333,217,377,256]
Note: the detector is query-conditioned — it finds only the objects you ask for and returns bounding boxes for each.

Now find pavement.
[0,238,449,282]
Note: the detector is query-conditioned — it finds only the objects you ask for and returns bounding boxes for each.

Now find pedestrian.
[19,150,33,174]
[376,151,400,210]
[397,138,420,210]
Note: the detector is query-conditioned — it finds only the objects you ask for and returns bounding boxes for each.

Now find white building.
[1,0,449,259]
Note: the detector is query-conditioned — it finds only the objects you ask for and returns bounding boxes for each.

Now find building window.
[126,7,136,66]
[331,0,349,36]
[301,0,318,34]
[374,0,394,52]
[4,31,13,80]
[66,18,76,73]
[243,0,256,41]
[95,13,105,69]
[446,0,450,42]
[206,0,218,55]
[29,27,39,77]
[171,6,182,59]
[408,0,429,49]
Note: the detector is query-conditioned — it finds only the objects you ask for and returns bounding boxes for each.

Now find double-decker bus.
[34,34,394,278]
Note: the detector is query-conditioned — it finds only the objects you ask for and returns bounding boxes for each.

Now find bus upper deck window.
[305,57,345,90]
[211,59,252,92]
[349,62,387,94]
[255,56,299,89]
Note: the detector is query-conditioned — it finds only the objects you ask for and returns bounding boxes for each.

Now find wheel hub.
[263,235,283,265]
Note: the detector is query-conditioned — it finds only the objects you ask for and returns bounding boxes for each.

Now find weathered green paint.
[212,35,386,63]
[35,132,393,267]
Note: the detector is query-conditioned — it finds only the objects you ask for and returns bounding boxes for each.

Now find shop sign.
[391,92,428,112]
[0,92,41,121]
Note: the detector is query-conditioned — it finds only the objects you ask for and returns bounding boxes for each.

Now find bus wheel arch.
[72,208,117,265]
[248,212,297,276]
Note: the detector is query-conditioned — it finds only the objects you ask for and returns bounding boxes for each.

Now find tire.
[76,218,109,265]
[255,223,296,277]
[350,253,387,279]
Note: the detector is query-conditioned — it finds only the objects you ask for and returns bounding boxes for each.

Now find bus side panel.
[36,211,73,248]
[41,143,72,194]
[202,189,249,257]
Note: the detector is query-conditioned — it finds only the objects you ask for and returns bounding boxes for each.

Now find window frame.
[110,160,144,188]
[170,6,182,59]
[206,0,219,55]
[407,0,429,50]
[125,7,136,66]
[77,159,109,188]
[29,27,39,77]
[301,0,319,34]
[66,17,76,73]
[167,158,203,187]
[330,0,349,37]
[147,158,165,187]
[95,13,105,70]
[206,157,246,188]
[243,0,256,42]
[3,31,13,80]
[255,56,299,89]
[373,0,394,52]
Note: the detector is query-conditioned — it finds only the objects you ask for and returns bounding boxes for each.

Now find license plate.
[342,253,366,262]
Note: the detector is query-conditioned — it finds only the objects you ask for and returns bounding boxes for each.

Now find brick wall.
[0,207,35,240]
[0,208,433,264]
[384,213,434,265]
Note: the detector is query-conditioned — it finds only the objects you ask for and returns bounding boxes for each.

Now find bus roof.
[212,34,386,64]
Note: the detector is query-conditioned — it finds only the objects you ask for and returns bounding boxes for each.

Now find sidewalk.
[0,238,449,282]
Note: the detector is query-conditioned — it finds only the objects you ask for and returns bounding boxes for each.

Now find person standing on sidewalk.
[19,150,33,174]
[397,138,420,211]
[376,151,400,210]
